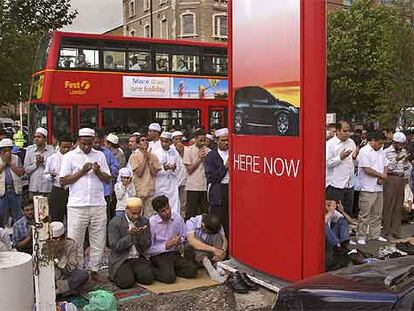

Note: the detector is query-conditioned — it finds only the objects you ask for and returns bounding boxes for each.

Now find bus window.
[203,55,228,76]
[53,107,71,139]
[102,108,200,134]
[156,53,170,71]
[128,51,152,71]
[58,47,99,69]
[34,34,52,71]
[30,103,48,136]
[172,54,199,73]
[103,51,125,70]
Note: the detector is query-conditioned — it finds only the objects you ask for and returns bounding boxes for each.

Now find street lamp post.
[13,83,23,133]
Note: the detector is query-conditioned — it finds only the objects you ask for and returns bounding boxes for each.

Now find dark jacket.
[205,149,228,206]
[108,214,151,280]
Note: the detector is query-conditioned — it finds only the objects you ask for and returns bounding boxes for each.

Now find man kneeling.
[108,198,154,288]
[147,195,198,283]
[46,222,89,297]
[185,213,227,283]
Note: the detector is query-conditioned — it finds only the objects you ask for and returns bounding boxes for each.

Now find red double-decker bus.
[29,31,228,142]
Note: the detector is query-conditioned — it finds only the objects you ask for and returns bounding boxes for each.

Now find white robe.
[154,147,180,214]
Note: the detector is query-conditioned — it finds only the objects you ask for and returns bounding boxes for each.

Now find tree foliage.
[327,0,414,127]
[0,0,77,107]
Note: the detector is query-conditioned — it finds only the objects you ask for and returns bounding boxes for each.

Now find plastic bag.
[83,290,117,311]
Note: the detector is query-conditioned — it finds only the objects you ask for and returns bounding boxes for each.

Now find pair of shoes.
[90,271,107,283]
[357,239,366,245]
[225,271,258,293]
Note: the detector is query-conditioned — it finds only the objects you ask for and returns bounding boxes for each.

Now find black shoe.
[239,272,259,291]
[225,272,249,294]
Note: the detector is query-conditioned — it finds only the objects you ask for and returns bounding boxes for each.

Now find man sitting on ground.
[108,198,154,288]
[185,213,227,283]
[44,221,89,297]
[12,199,35,254]
[325,199,350,271]
[147,195,198,284]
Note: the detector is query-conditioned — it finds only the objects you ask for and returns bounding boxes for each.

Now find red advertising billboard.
[230,0,326,281]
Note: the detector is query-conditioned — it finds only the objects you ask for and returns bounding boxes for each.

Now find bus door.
[73,105,99,132]
[52,106,73,141]
[209,106,227,131]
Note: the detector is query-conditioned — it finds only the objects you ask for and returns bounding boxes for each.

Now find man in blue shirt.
[12,199,34,254]
[93,130,119,220]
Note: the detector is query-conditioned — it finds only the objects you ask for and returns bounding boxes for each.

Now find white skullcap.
[0,138,13,148]
[132,132,140,136]
[160,132,172,140]
[35,127,48,137]
[393,132,407,143]
[171,131,183,139]
[107,133,119,145]
[50,221,65,238]
[206,134,214,141]
[127,197,143,208]
[78,128,95,137]
[215,128,229,137]
[148,123,161,132]
[117,167,132,182]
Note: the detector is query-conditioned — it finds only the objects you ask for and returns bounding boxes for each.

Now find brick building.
[122,0,227,42]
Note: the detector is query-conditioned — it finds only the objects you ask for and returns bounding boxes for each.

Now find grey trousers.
[357,191,383,240]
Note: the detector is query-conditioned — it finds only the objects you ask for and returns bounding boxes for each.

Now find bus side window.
[103,51,126,70]
[172,54,199,73]
[156,53,169,71]
[129,51,151,71]
[59,47,99,69]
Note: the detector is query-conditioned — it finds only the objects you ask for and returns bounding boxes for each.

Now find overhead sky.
[61,0,123,34]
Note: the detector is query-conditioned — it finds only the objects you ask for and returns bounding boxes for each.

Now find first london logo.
[64,80,91,95]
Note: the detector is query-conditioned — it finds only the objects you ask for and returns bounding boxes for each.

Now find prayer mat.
[113,287,151,303]
[139,269,217,294]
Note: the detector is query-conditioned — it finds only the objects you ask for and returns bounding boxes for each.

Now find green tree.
[327,0,414,126]
[0,0,77,107]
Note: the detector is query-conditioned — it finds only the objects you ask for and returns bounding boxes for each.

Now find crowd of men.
[0,122,230,294]
[325,121,414,270]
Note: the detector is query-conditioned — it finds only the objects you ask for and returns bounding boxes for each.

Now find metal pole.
[150,0,154,38]
[18,83,23,133]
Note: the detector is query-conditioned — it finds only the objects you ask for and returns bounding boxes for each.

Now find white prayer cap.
[206,134,214,141]
[132,132,140,136]
[160,132,172,140]
[78,128,95,137]
[107,133,119,145]
[215,128,229,137]
[35,127,48,137]
[127,197,143,208]
[171,131,183,139]
[0,138,13,148]
[148,123,161,132]
[119,167,132,178]
[393,132,407,143]
[50,221,65,238]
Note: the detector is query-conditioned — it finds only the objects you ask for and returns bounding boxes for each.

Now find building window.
[129,28,135,37]
[144,24,150,38]
[343,0,352,6]
[180,12,196,37]
[143,0,150,11]
[128,0,135,17]
[213,13,227,38]
[160,0,168,4]
[160,18,168,39]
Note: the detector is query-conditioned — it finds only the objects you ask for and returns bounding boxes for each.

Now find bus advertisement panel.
[230,0,325,281]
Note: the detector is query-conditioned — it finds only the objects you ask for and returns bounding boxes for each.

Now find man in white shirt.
[153,132,181,215]
[148,123,162,151]
[183,128,210,219]
[60,128,111,282]
[356,131,389,245]
[44,135,73,222]
[326,121,357,216]
[172,131,187,217]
